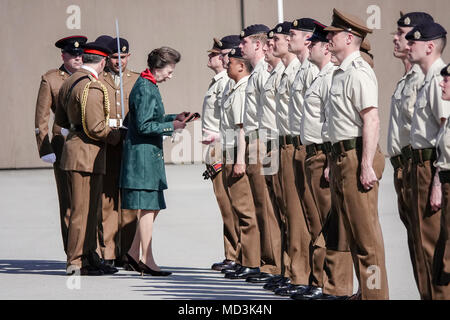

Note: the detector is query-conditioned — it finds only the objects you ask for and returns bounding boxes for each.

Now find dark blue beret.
[291,18,316,32]
[228,47,244,59]
[55,35,87,56]
[397,12,434,27]
[268,21,292,38]
[240,24,270,38]
[108,37,129,54]
[307,21,329,43]
[441,63,450,77]
[405,22,447,41]
[219,35,241,49]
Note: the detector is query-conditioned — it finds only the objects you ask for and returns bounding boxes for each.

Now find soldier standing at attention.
[325,8,389,299]
[239,24,281,278]
[97,37,139,269]
[55,39,121,275]
[406,21,450,299]
[201,36,240,272]
[387,12,432,299]
[34,35,87,253]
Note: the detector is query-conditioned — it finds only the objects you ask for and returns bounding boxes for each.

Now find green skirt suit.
[120,76,176,210]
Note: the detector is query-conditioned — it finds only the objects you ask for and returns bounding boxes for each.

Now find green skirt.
[121,188,166,211]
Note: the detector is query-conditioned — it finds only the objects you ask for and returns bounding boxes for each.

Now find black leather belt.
[390,154,404,170]
[279,135,293,146]
[306,143,326,159]
[439,170,450,184]
[331,137,363,157]
[401,145,412,163]
[323,142,332,154]
[292,135,303,148]
[266,139,278,154]
[412,148,436,164]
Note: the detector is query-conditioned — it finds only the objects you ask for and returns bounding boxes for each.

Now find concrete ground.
[0,163,419,300]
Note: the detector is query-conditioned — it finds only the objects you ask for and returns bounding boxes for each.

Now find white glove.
[61,128,70,137]
[41,153,56,164]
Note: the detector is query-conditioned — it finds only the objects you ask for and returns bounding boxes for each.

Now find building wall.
[0,0,449,168]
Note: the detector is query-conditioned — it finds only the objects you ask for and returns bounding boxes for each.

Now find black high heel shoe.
[138,261,172,276]
[125,253,141,272]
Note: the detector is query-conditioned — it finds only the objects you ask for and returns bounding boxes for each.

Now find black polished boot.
[225,266,260,279]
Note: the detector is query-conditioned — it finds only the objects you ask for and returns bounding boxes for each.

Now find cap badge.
[230,49,236,55]
[74,41,79,48]
[122,46,127,52]
[240,31,245,37]
[293,20,298,27]
[404,17,411,26]
[217,40,223,48]
[414,31,421,40]
[268,31,274,38]
[447,65,450,74]
[277,26,282,33]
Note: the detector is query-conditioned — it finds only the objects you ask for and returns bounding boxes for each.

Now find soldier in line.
[34,35,87,253]
[238,24,281,279]
[406,21,450,299]
[434,63,450,291]
[97,37,139,269]
[293,21,353,300]
[219,47,261,279]
[201,36,240,272]
[387,12,432,299]
[324,8,389,299]
[55,38,121,276]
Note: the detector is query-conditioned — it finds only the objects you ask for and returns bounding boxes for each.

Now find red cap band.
[83,49,109,57]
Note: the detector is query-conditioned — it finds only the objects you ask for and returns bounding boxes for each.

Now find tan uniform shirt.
[410,58,450,149]
[436,118,450,170]
[201,70,229,137]
[99,68,139,126]
[55,68,119,174]
[275,58,300,136]
[243,59,269,135]
[301,62,335,145]
[328,51,378,144]
[387,64,424,156]
[221,75,250,149]
[260,61,284,139]
[289,58,319,136]
[34,65,70,157]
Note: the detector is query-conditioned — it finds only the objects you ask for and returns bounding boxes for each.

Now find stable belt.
[331,137,363,157]
[279,135,293,146]
[411,147,436,164]
[401,145,412,163]
[390,154,404,170]
[306,143,327,159]
[292,135,303,148]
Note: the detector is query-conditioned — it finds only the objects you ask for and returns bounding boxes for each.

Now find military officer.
[388,12,432,299]
[293,21,353,300]
[97,37,139,269]
[239,24,282,278]
[55,39,121,275]
[201,36,240,272]
[434,63,450,290]
[406,21,450,299]
[324,8,389,299]
[220,48,261,279]
[34,35,87,253]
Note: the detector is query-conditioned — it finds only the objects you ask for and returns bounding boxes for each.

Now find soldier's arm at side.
[360,107,380,190]
[34,75,54,157]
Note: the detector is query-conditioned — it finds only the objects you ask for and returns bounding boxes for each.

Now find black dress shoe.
[274,284,309,296]
[138,261,172,276]
[67,265,104,276]
[221,263,240,273]
[103,259,115,268]
[263,276,290,291]
[98,261,119,274]
[225,266,260,279]
[246,272,280,283]
[211,260,234,271]
[290,286,323,300]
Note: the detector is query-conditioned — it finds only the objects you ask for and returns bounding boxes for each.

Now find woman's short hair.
[147,47,181,70]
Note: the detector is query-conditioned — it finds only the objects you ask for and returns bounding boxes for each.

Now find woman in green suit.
[120,47,188,276]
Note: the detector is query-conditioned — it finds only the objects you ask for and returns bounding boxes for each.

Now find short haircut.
[249,33,268,44]
[434,37,447,54]
[82,53,104,64]
[147,47,181,70]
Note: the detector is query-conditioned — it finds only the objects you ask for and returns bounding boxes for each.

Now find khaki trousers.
[432,180,450,291]
[247,139,282,274]
[412,160,450,299]
[51,134,71,254]
[66,171,103,268]
[331,146,389,300]
[222,155,260,268]
[393,160,428,298]
[305,150,353,296]
[279,144,311,285]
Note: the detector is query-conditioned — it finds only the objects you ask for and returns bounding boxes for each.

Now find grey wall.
[1,0,449,168]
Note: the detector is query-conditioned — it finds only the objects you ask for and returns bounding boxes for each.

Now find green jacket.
[120,77,176,190]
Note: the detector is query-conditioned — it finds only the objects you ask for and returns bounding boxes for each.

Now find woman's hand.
[173,120,186,131]
[175,111,190,122]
